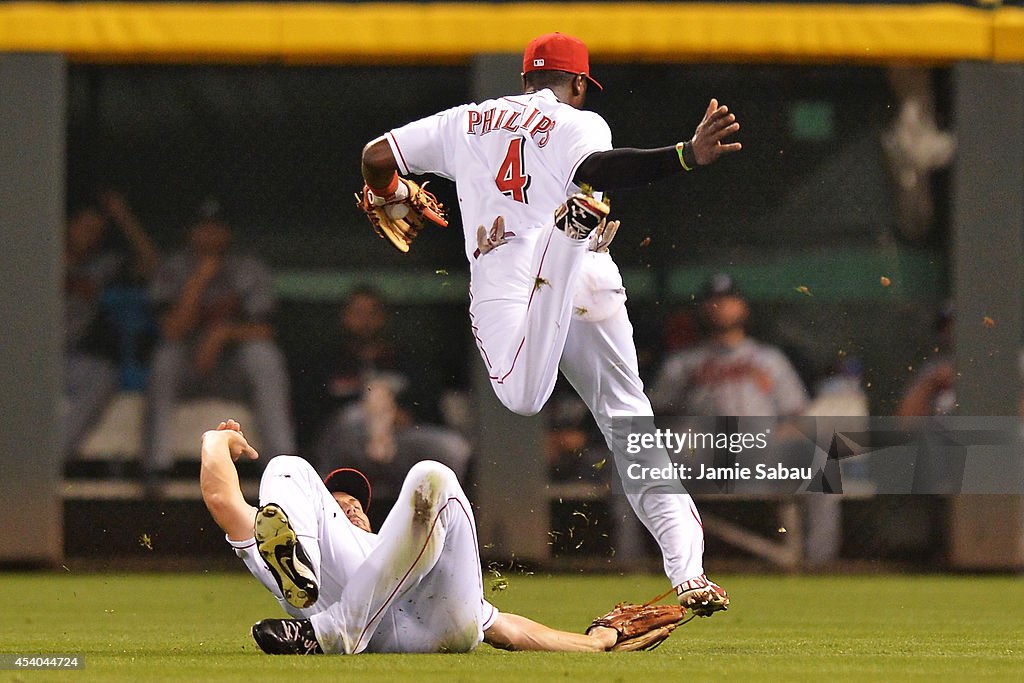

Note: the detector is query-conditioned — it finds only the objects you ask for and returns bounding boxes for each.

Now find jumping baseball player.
[200,420,686,654]
[357,33,739,614]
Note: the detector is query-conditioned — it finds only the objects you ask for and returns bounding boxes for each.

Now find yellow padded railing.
[0,3,1021,64]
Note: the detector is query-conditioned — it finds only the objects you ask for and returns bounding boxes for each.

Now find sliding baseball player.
[200,420,686,654]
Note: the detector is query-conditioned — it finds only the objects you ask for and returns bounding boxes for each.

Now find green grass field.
[0,571,1021,682]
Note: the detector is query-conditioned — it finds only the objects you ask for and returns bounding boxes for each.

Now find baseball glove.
[587,602,687,652]
[356,177,447,253]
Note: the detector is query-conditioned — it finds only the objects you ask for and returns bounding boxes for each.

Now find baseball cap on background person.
[698,273,743,301]
[522,32,603,91]
[323,467,372,512]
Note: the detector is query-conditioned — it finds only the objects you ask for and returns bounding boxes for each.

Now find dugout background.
[66,61,942,408]
[2,0,1023,568]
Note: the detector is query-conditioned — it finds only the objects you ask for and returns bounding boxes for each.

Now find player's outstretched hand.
[212,419,259,462]
[689,98,742,166]
[216,418,244,434]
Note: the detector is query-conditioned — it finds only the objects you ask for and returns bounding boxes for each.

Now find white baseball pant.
[469,224,705,586]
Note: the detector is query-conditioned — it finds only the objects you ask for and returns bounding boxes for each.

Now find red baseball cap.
[323,467,372,512]
[522,32,603,91]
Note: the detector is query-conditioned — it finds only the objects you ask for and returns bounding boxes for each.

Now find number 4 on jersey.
[495,137,531,204]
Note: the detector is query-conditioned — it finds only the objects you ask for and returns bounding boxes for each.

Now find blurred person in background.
[302,286,468,520]
[144,200,295,482]
[313,377,472,527]
[299,286,450,439]
[651,275,853,566]
[299,286,400,441]
[321,286,396,405]
[809,356,869,419]
[651,273,809,417]
[897,302,955,417]
[804,355,872,562]
[544,387,608,483]
[898,303,1024,418]
[63,191,159,461]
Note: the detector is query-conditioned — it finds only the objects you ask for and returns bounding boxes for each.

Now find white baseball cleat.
[676,574,730,616]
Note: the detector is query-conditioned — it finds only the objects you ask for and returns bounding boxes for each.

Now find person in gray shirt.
[651,274,808,418]
[650,275,843,566]
[145,201,295,480]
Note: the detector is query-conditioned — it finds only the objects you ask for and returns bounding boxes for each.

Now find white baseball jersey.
[232,456,498,654]
[386,89,613,261]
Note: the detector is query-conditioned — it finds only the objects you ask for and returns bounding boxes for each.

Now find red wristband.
[368,171,400,198]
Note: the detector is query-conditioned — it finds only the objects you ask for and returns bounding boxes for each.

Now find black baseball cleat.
[255,503,319,609]
[252,618,324,655]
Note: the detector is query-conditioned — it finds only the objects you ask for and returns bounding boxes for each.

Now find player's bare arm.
[574,98,742,190]
[483,613,616,652]
[199,419,259,541]
[361,138,399,190]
